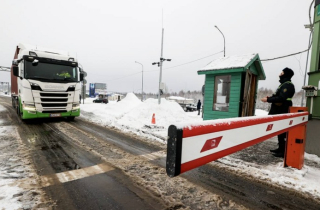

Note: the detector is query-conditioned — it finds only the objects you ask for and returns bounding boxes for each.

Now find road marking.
[39,163,115,187]
[139,150,166,161]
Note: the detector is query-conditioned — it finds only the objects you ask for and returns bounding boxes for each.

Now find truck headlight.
[67,85,76,92]
[30,82,42,91]
[23,103,36,111]
[72,103,80,109]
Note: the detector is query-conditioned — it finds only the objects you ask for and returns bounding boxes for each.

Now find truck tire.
[16,103,20,116]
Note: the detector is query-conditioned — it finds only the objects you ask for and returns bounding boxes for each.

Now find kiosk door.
[241,70,257,117]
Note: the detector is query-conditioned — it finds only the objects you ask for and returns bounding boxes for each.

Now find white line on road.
[139,150,166,161]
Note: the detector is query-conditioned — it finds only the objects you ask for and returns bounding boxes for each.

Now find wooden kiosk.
[198,53,266,120]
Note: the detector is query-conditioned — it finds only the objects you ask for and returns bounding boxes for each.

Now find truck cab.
[11,43,84,120]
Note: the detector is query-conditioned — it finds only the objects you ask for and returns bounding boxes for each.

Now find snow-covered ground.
[81,93,320,200]
[0,92,319,209]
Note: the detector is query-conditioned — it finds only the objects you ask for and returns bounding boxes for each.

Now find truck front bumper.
[21,109,80,119]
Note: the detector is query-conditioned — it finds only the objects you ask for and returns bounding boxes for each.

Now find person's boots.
[272,142,285,158]
[270,144,281,153]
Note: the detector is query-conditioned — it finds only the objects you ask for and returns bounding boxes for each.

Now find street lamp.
[152,57,171,104]
[135,61,144,101]
[215,25,225,57]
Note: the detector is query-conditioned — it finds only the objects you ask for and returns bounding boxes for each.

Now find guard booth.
[198,53,266,120]
[304,0,320,157]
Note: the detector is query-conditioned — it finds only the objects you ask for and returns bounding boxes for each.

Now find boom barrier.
[166,107,308,177]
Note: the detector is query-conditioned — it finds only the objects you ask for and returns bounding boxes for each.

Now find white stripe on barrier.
[181,115,306,164]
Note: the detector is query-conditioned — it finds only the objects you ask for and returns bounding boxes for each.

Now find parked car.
[181,103,197,112]
[93,95,109,104]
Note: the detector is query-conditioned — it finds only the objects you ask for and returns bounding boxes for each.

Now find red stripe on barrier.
[200,136,222,153]
[180,122,308,173]
[266,124,273,131]
[182,112,308,138]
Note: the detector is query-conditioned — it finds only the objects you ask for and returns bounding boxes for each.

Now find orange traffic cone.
[151,113,156,124]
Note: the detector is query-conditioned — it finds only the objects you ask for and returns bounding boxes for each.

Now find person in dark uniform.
[261,67,295,158]
[197,99,202,115]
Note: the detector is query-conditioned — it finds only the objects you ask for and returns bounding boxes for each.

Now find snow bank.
[80,93,320,200]
[81,93,203,140]
[81,93,142,126]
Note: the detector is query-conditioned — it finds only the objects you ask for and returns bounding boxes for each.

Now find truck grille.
[41,98,68,102]
[42,110,67,113]
[40,93,68,97]
[41,103,67,107]
[35,91,72,111]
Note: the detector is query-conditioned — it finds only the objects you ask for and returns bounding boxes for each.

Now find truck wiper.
[29,76,52,81]
[63,77,75,81]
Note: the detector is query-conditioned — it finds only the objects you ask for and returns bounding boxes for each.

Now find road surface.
[0,95,319,210]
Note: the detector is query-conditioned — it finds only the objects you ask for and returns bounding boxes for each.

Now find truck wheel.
[16,103,20,115]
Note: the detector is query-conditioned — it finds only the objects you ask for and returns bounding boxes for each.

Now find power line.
[0,66,10,72]
[260,49,309,62]
[99,51,224,82]
[145,50,224,73]
[164,50,224,71]
[105,71,141,82]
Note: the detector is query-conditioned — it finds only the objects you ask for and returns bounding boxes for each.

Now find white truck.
[11,43,84,120]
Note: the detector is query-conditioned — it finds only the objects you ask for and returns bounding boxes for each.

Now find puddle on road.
[24,128,82,173]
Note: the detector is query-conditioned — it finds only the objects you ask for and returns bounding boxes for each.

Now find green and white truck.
[11,43,84,120]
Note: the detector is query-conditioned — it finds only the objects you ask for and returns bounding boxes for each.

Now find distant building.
[108,93,124,101]
[167,96,194,104]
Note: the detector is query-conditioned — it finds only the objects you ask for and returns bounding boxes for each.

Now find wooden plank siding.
[203,72,242,120]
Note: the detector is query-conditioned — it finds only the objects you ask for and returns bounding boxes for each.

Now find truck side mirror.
[80,73,84,81]
[12,66,19,77]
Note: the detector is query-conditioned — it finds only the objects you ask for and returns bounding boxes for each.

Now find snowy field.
[81,93,320,200]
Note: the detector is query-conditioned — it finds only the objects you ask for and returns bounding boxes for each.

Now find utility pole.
[135,61,144,101]
[152,28,171,104]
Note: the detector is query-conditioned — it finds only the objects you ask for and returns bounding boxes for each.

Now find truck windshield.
[25,60,78,82]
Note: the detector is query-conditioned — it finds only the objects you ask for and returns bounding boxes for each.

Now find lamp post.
[215,25,225,57]
[135,61,144,101]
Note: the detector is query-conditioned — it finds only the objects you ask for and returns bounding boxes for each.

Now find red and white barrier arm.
[166,111,309,177]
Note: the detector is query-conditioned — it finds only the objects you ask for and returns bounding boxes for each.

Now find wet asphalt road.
[0,97,166,210]
[1,95,319,210]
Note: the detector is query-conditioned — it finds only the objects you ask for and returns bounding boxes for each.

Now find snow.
[1,92,319,208]
[198,53,257,71]
[81,93,320,200]
[81,93,202,140]
[167,96,193,101]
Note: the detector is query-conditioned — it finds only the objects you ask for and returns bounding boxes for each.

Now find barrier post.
[284,107,308,169]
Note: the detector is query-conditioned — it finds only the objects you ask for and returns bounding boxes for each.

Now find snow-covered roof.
[198,53,266,80]
[199,53,258,71]
[167,96,193,101]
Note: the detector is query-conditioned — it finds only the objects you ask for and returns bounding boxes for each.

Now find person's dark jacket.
[267,78,295,115]
[197,100,201,110]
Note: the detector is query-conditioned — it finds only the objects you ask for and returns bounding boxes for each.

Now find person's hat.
[282,67,294,79]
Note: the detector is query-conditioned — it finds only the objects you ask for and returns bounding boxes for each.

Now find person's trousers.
[278,132,286,144]
[277,132,287,152]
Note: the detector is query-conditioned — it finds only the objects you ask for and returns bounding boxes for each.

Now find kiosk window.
[213,75,231,111]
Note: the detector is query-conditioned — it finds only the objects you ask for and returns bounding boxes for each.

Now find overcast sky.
[0,0,314,93]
